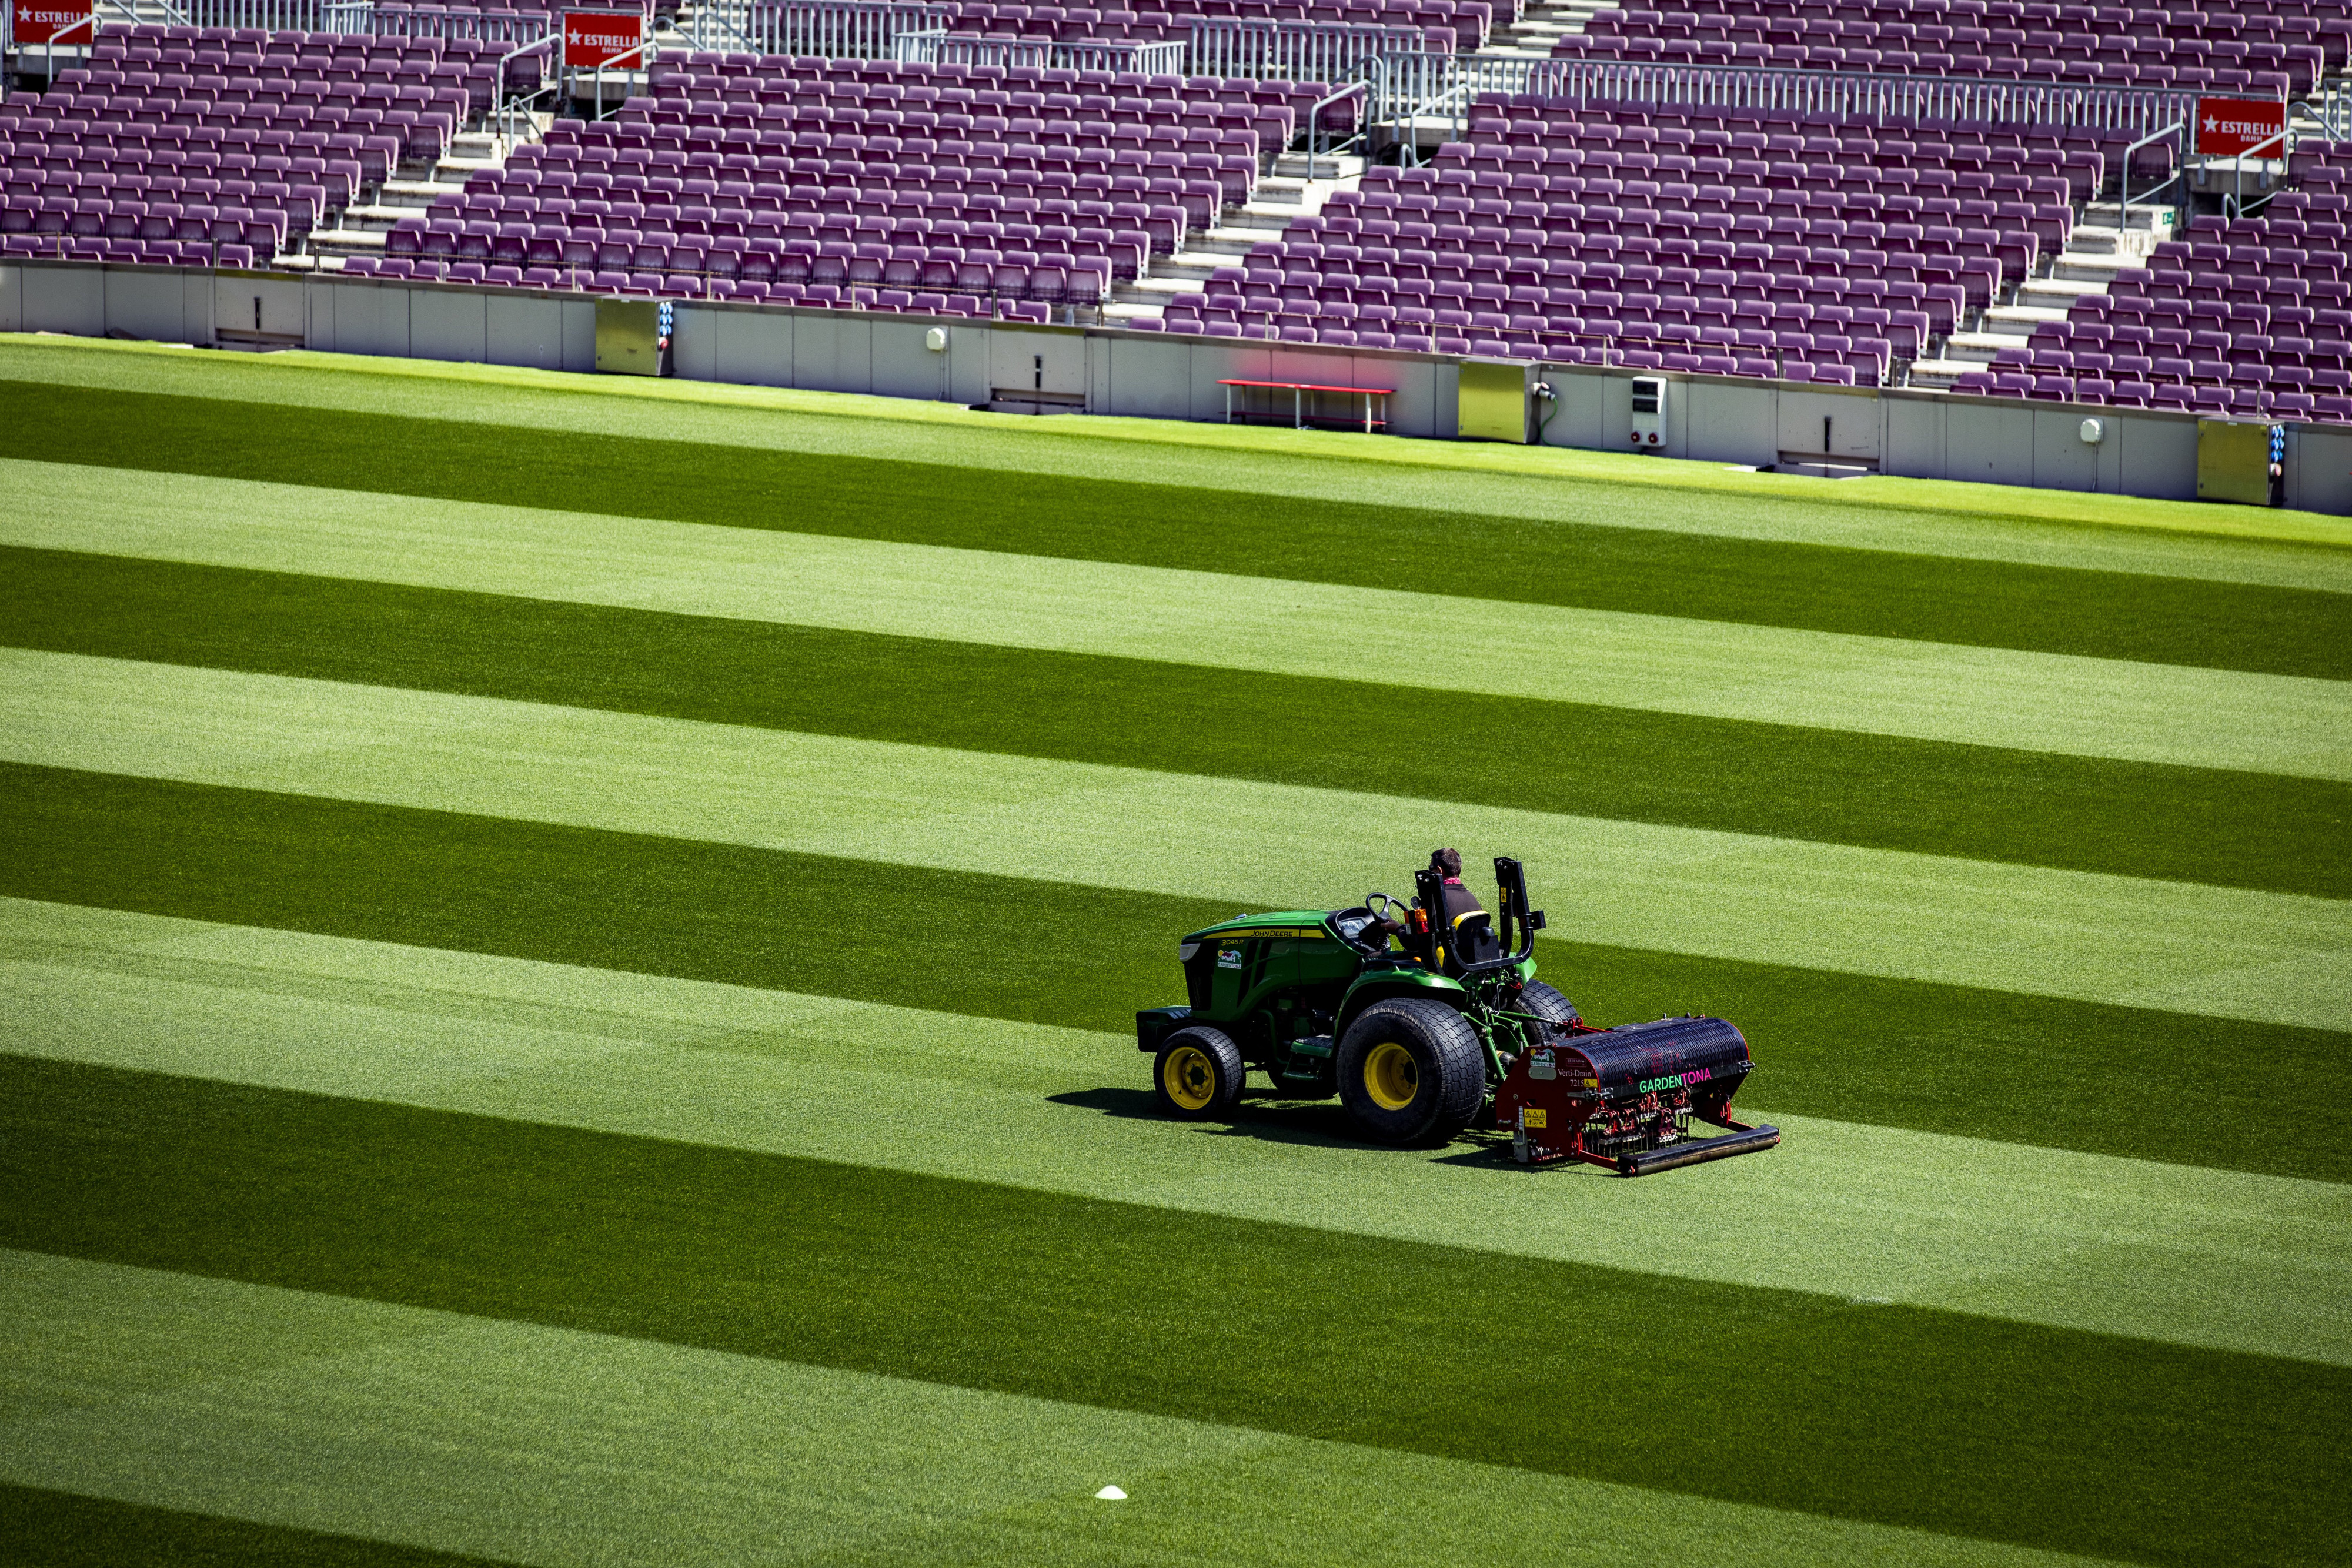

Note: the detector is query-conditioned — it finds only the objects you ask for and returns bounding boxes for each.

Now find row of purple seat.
[1562,0,2348,91]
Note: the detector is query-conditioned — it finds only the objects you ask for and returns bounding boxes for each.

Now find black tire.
[1335,998,1487,1146]
[1518,980,1581,1026]
[1152,1026,1245,1119]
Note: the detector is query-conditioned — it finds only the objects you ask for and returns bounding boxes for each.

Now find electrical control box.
[1630,376,1665,449]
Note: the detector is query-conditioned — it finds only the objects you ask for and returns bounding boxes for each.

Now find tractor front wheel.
[1153,1026,1245,1119]
[1518,979,1581,1026]
[1336,999,1486,1146]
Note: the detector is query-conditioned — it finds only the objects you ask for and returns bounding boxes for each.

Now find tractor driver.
[1368,848,1488,948]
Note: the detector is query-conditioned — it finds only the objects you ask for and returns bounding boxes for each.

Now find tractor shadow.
[1048,1088,1536,1166]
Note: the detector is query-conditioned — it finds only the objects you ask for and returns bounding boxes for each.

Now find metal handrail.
[495,32,560,145]
[1305,79,1367,180]
[1369,53,2200,136]
[587,38,650,121]
[2118,118,2186,235]
[2223,123,2293,220]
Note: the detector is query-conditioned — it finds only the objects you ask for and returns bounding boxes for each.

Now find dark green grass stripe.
[0,1484,520,1568]
[9,1058,2347,1568]
[5,761,2344,1182]
[10,549,2346,900]
[3,380,2344,680]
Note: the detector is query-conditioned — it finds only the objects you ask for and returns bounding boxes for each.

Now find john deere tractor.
[1135,857,1779,1175]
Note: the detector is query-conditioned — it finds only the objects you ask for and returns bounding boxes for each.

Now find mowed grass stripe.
[9,1058,2346,1568]
[1,1257,2130,1568]
[11,901,2343,1363]
[11,336,2348,584]
[9,461,2343,781]
[6,653,2337,1024]
[0,1486,513,1568]
[2,381,2344,678]
[4,765,2344,1181]
[9,561,2346,901]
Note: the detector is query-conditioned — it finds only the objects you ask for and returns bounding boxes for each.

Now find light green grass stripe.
[8,460,2342,779]
[5,650,2343,1029]
[0,1251,2126,1568]
[4,334,2347,583]
[5,901,2347,1368]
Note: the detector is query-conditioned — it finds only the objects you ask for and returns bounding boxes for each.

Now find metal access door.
[1457,360,1530,443]
[594,299,664,376]
[2196,419,2271,505]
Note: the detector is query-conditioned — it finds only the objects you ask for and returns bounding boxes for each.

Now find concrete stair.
[1905,206,2156,388]
[1106,152,1363,321]
[1482,0,1620,58]
[300,130,509,268]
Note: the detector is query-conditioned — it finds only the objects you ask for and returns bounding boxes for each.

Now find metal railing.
[890,28,1181,73]
[168,0,376,29]
[2305,82,2349,142]
[709,0,950,60]
[1187,19,1435,83]
[494,29,557,141]
[2117,119,2185,224]
[1374,55,2201,142]
[368,4,559,43]
[1302,79,1366,177]
[2219,123,2291,219]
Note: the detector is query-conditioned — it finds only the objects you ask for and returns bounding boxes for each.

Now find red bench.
[1219,378,1394,433]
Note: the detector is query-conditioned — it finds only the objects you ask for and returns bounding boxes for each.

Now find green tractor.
[1135,856,1779,1175]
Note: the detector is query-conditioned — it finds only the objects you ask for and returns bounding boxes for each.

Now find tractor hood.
[1178,911,1335,961]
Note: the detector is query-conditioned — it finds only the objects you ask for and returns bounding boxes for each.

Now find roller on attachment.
[1495,1014,1779,1176]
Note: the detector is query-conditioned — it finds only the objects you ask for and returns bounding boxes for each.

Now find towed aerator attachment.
[1495,1014,1780,1176]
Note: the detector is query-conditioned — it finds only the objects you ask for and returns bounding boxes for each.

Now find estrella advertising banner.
[2195,96,2287,158]
[564,10,644,69]
[12,0,95,45]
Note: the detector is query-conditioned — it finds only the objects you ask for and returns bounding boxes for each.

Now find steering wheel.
[1364,892,1407,924]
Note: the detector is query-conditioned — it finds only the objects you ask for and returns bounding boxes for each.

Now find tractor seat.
[1448,910,1504,970]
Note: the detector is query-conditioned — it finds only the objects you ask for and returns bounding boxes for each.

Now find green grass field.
[1,335,2347,1567]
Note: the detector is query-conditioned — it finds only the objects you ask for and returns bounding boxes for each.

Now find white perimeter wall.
[6,259,2340,514]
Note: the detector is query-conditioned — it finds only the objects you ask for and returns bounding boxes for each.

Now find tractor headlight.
[1177,942,1201,962]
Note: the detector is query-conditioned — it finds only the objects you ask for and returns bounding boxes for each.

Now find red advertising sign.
[2196,96,2288,158]
[12,0,94,45]
[564,10,644,69]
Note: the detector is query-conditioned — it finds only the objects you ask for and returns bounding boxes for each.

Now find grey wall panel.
[793,311,874,394]
[1101,333,1194,420]
[706,306,792,388]
[485,292,566,371]
[103,269,195,343]
[0,265,20,332]
[1682,380,1779,466]
[331,281,410,359]
[1378,355,1441,439]
[1191,339,1272,423]
[2116,410,2199,500]
[670,302,719,382]
[208,273,306,339]
[2289,426,2352,515]
[407,287,487,363]
[1945,400,2036,486]
[1536,364,1605,448]
[1778,387,1880,459]
[2030,406,2100,492]
[21,263,105,336]
[559,297,597,373]
[1882,393,1946,477]
[302,277,335,352]
[1084,331,1113,413]
[988,326,1086,399]
[944,322,992,404]
[871,317,947,401]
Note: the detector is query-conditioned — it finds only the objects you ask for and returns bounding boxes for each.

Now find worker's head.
[1429,847,1462,878]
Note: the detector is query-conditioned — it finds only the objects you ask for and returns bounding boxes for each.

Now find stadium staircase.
[1905,203,2160,388]
[303,128,514,270]
[1482,0,1625,59]
[1109,149,1364,321]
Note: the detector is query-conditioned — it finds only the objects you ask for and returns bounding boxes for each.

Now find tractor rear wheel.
[1153,1026,1245,1119]
[1518,980,1581,1026]
[1336,998,1486,1146]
